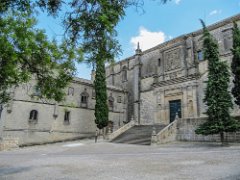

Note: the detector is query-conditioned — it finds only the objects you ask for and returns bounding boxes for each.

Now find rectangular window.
[223,36,232,51]
[117,96,122,103]
[33,86,41,96]
[122,67,127,82]
[92,90,96,99]
[158,58,161,66]
[81,96,87,103]
[197,50,203,61]
[68,87,74,96]
[223,29,232,52]
[108,100,114,111]
[64,111,70,124]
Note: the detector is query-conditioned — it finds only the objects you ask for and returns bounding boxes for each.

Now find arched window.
[122,66,127,82]
[81,88,89,108]
[108,94,114,111]
[29,110,38,123]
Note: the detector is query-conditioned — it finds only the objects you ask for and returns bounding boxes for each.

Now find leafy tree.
[72,1,126,130]
[195,20,240,144]
[231,21,240,107]
[0,0,170,129]
[0,9,76,104]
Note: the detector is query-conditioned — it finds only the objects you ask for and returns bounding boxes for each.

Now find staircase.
[111,125,166,145]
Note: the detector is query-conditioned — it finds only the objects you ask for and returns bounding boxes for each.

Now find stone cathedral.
[0,14,240,149]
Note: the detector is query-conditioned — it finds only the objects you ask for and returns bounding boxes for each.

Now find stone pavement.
[0,140,240,180]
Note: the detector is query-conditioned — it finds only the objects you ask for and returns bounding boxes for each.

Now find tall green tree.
[195,20,240,144]
[231,22,240,107]
[69,1,126,129]
[94,59,108,129]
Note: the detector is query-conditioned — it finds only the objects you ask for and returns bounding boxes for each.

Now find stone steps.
[111,125,166,145]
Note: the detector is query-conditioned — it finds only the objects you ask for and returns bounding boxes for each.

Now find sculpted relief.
[164,48,181,71]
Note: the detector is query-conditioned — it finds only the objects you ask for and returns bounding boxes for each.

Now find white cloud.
[130,27,166,51]
[209,9,222,16]
[175,0,181,5]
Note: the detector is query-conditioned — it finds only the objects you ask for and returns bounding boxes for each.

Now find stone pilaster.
[133,43,142,124]
[192,84,198,117]
[159,89,165,124]
[182,86,188,118]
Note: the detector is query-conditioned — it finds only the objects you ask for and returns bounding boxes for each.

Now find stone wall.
[176,117,240,142]
[0,78,127,147]
[140,91,156,124]
[0,137,19,151]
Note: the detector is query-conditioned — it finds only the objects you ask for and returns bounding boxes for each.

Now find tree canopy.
[0,9,76,104]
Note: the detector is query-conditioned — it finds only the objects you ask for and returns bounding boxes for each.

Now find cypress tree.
[94,58,109,130]
[195,20,240,144]
[231,22,240,107]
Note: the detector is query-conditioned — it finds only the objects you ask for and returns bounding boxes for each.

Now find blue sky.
[36,0,240,79]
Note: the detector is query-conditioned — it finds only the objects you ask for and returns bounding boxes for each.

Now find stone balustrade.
[152,118,179,145]
[107,120,135,141]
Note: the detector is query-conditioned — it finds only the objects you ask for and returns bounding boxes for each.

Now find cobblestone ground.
[0,140,240,180]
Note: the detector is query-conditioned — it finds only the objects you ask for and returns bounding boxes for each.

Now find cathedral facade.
[0,14,240,148]
[105,14,240,125]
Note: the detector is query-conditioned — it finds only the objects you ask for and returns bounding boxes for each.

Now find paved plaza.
[0,140,240,180]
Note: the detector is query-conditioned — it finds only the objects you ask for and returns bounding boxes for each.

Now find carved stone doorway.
[169,100,181,123]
